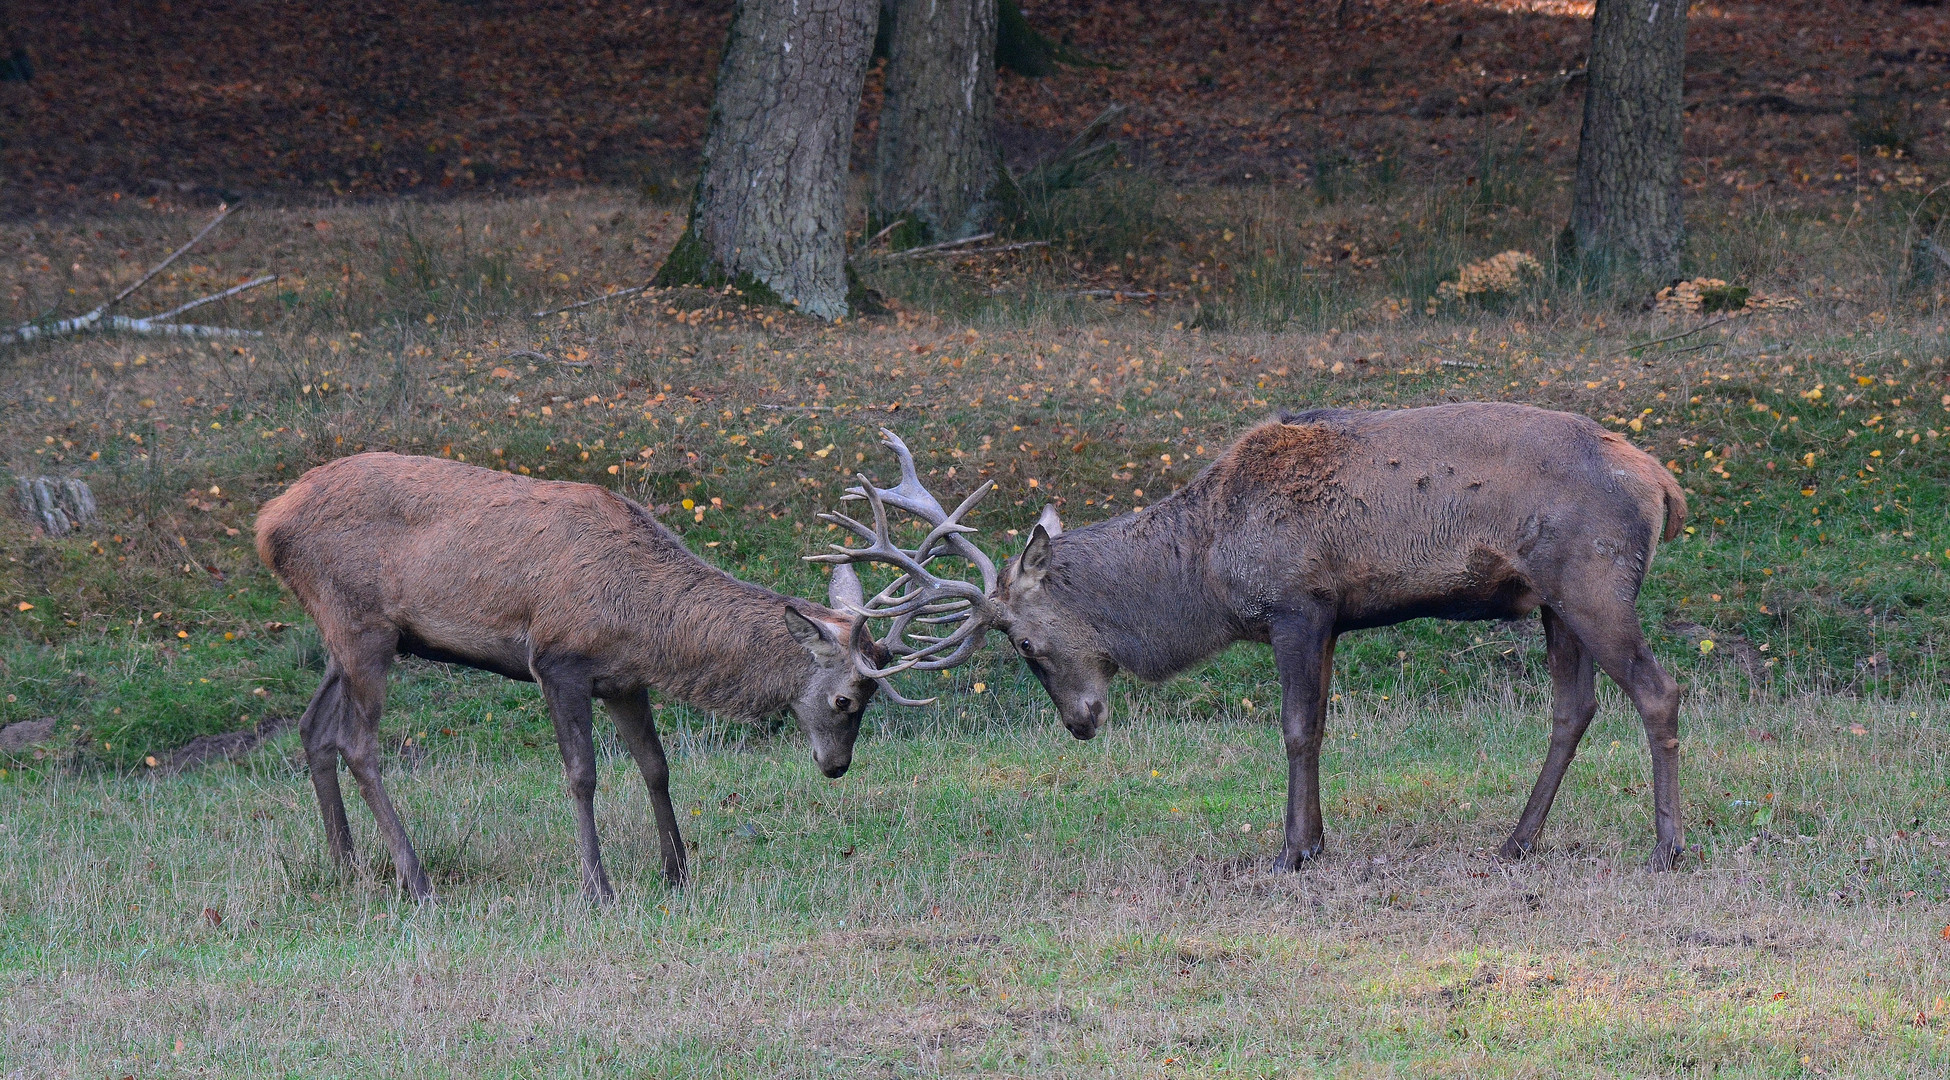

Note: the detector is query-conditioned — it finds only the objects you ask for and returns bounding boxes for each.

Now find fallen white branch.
[149,274,278,322]
[0,203,276,346]
[907,239,1049,260]
[108,203,235,311]
[878,232,996,260]
[852,219,909,258]
[531,282,652,318]
[2,301,270,345]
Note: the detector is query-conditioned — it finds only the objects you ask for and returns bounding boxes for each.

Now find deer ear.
[827,562,865,612]
[1035,503,1064,538]
[784,607,844,660]
[1017,523,1054,586]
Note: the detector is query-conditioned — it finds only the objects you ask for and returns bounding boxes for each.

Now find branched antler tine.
[877,610,922,656]
[896,479,998,593]
[854,648,921,680]
[910,516,980,564]
[904,623,989,670]
[866,573,923,609]
[815,498,932,578]
[873,677,937,708]
[873,428,950,520]
[895,614,989,660]
[866,590,969,614]
[853,591,940,620]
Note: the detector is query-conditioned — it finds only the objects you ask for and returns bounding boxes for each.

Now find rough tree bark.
[1565,0,1688,283]
[872,0,999,244]
[654,0,879,320]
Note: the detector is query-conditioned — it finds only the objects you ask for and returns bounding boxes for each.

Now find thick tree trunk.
[1566,0,1688,282]
[654,0,878,321]
[873,0,999,243]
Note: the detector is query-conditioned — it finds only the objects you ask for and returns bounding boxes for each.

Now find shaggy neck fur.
[1041,489,1240,682]
[608,508,818,719]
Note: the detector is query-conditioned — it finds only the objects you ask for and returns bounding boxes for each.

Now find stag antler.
[807,429,1002,702]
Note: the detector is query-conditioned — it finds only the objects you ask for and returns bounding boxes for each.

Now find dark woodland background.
[0,0,1943,217]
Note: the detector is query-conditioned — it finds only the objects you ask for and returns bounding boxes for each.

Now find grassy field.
[5,678,1950,1076]
[3,170,1950,1075]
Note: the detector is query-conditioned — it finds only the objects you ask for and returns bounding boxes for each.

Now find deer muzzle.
[1063,695,1106,740]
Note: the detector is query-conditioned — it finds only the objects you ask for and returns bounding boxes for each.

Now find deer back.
[257,452,824,717]
[1185,403,1683,624]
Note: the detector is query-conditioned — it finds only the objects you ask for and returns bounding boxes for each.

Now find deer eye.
[1017,638,1035,657]
[834,695,853,713]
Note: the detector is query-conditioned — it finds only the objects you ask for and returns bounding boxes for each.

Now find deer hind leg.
[1271,609,1337,872]
[331,631,434,901]
[534,659,615,904]
[298,659,356,869]
[1556,601,1686,871]
[606,689,687,888]
[1500,607,1599,860]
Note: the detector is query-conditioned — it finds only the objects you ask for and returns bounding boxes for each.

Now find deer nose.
[1065,696,1105,739]
[818,756,851,779]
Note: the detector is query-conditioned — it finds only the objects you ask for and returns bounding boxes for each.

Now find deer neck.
[1049,497,1236,681]
[616,553,811,719]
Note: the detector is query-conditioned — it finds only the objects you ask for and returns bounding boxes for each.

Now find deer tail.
[1599,430,1686,544]
[1653,462,1687,543]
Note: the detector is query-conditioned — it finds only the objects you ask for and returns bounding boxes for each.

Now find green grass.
[4,676,1949,1076]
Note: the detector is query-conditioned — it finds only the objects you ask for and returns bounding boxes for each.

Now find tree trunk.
[1565,0,1687,283]
[654,0,879,321]
[872,0,998,243]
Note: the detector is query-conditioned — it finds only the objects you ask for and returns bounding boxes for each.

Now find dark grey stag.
[824,404,1690,870]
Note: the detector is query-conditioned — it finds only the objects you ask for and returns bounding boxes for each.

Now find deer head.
[992,507,1119,739]
[809,430,1113,739]
[783,580,885,778]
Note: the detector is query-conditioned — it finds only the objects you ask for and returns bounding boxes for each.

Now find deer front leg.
[534,657,616,904]
[1270,611,1337,872]
[606,689,688,888]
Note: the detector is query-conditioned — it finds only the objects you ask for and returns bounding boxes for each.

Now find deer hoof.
[1272,843,1323,872]
[1497,837,1536,861]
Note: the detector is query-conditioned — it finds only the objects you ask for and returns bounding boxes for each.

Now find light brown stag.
[257,452,898,902]
[824,405,1690,870]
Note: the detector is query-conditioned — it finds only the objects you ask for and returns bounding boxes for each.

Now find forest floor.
[0,0,1946,215]
[3,0,1950,1074]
